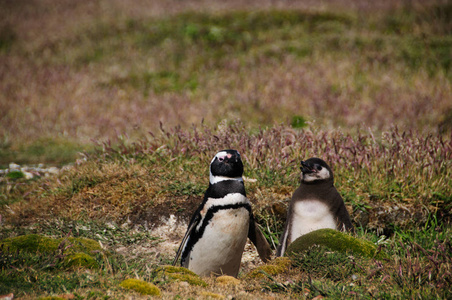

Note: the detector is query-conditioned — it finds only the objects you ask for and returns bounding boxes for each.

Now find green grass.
[1,122,451,298]
[0,137,89,168]
[265,225,451,299]
[2,218,448,298]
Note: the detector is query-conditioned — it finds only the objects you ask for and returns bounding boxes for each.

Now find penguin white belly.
[187,207,250,277]
[290,200,336,243]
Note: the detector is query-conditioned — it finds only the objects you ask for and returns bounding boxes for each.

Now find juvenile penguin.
[173,149,272,277]
[276,157,354,256]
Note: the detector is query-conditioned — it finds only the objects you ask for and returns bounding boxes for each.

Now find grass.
[1,122,451,298]
[0,137,89,168]
[0,0,451,298]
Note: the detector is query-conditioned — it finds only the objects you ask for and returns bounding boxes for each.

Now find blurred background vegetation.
[0,0,451,166]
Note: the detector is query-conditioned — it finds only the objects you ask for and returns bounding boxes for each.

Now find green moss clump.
[1,234,102,255]
[38,297,66,300]
[0,234,103,270]
[246,257,292,279]
[65,237,102,254]
[64,252,99,269]
[1,234,59,253]
[154,265,207,287]
[6,170,25,179]
[286,228,388,259]
[216,275,241,285]
[120,278,161,296]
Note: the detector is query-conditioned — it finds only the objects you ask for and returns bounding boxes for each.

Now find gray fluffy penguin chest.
[288,184,339,242]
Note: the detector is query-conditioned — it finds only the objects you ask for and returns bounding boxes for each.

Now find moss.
[6,170,25,179]
[246,257,292,279]
[286,228,388,259]
[38,297,66,300]
[1,234,102,255]
[120,278,161,296]
[65,237,102,254]
[1,234,59,253]
[215,275,240,285]
[154,265,207,287]
[64,252,99,269]
[0,234,103,270]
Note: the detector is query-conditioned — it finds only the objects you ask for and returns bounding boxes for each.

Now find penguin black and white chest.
[277,157,354,256]
[173,150,272,277]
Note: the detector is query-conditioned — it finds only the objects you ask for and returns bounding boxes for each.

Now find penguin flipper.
[248,219,272,263]
[334,196,355,233]
[172,214,200,266]
[276,228,288,257]
[337,206,355,233]
[276,218,291,257]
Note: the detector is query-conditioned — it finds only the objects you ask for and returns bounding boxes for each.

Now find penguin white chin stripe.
[209,175,243,185]
[302,168,331,182]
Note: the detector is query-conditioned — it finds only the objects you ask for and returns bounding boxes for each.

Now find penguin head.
[209,150,244,184]
[300,157,333,183]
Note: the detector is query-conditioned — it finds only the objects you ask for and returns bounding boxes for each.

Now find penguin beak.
[300,161,316,174]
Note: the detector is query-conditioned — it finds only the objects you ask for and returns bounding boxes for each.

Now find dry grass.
[3,123,451,232]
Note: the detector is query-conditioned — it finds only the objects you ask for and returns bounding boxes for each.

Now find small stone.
[47,167,59,175]
[243,176,257,183]
[0,293,14,300]
[9,163,20,171]
[23,172,34,180]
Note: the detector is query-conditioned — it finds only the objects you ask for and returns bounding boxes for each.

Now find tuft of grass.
[5,170,24,179]
[290,115,308,129]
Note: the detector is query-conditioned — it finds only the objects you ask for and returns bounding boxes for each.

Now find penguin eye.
[218,157,224,162]
[316,165,322,171]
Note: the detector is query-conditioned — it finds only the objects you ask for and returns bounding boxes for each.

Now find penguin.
[276,157,354,257]
[172,149,272,277]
